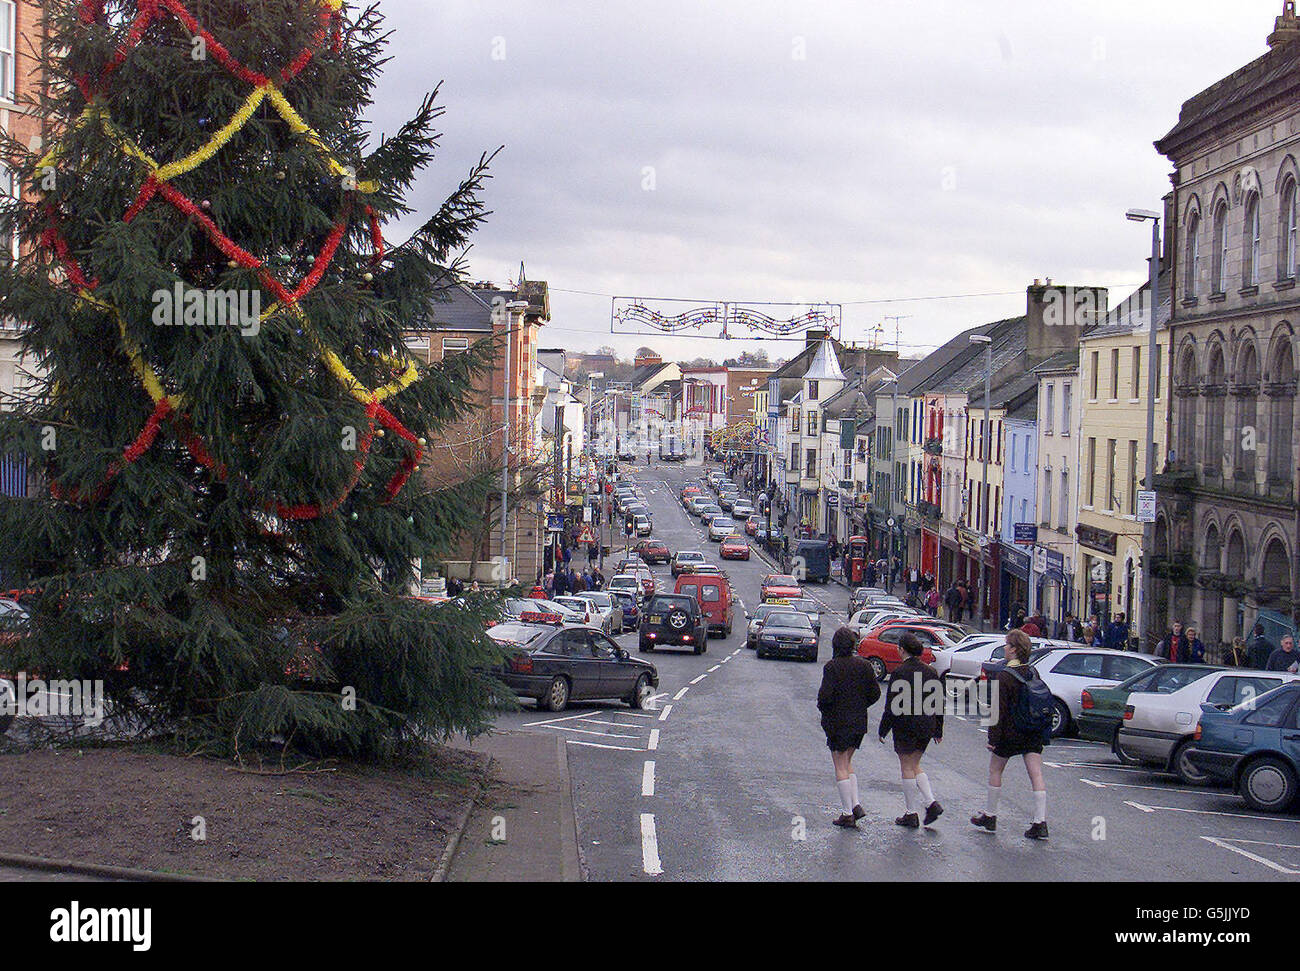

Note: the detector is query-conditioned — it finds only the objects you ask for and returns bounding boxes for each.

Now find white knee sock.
[916,772,936,806]
[836,778,855,813]
[902,778,922,814]
[986,785,1001,816]
[849,773,860,808]
[1033,789,1047,824]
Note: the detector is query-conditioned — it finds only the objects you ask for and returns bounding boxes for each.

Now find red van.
[674,573,734,638]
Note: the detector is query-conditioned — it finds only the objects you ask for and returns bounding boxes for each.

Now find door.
[588,630,632,697]
[1282,693,1300,770]
[555,629,601,700]
[700,582,724,627]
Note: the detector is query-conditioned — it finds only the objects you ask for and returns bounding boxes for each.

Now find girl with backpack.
[817,627,882,828]
[971,629,1050,840]
[878,632,944,828]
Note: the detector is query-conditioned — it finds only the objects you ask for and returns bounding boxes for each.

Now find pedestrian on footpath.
[878,632,944,829]
[1266,634,1299,673]
[944,583,962,621]
[816,626,882,829]
[1248,623,1274,669]
[971,629,1051,840]
[1226,636,1250,667]
[1183,626,1206,664]
[1103,612,1129,651]
[926,586,941,617]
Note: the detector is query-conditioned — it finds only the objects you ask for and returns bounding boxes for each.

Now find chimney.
[1269,1,1300,47]
[1024,282,1109,365]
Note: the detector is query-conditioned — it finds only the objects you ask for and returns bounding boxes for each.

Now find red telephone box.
[847,536,870,584]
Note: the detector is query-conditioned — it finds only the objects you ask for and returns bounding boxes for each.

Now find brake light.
[507,655,533,674]
[1123,705,1134,720]
[646,632,656,639]
[683,635,693,642]
[1081,690,1093,710]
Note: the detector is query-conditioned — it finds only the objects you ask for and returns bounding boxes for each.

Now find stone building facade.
[1153,3,1300,647]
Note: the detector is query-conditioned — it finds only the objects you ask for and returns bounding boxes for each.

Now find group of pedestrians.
[816,626,1051,839]
[541,564,604,596]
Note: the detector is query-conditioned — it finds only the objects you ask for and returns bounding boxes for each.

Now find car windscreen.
[765,612,812,631]
[678,552,705,561]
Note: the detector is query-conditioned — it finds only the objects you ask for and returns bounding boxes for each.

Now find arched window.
[1225,529,1246,578]
[1175,347,1198,467]
[1268,339,1296,482]
[1235,342,1259,480]
[1261,537,1292,592]
[1283,179,1298,280]
[1204,345,1225,478]
[1185,211,1201,297]
[1212,202,1229,294]
[1203,524,1222,571]
[1245,193,1262,287]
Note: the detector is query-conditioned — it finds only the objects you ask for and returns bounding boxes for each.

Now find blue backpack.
[1005,666,1053,742]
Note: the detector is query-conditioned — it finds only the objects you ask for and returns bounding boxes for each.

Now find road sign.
[546,514,565,533]
[1137,490,1157,523]
[1014,523,1038,545]
[577,524,596,544]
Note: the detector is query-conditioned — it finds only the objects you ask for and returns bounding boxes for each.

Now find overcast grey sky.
[367,0,1285,362]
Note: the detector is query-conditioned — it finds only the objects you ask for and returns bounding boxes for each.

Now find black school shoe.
[895,812,920,828]
[851,804,866,820]
[923,801,944,826]
[1024,821,1049,840]
[970,812,997,832]
[832,813,857,829]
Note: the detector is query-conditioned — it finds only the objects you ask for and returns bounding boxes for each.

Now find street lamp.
[1127,207,1162,652]
[970,333,993,631]
[587,372,604,454]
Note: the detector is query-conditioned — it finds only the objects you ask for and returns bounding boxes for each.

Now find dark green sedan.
[1076,663,1223,753]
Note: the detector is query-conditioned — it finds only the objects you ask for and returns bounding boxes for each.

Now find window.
[0,0,13,102]
[1245,193,1261,287]
[1059,470,1069,530]
[1106,439,1117,511]
[806,411,817,437]
[1185,211,1201,296]
[1020,498,1028,525]
[1127,440,1138,515]
[1285,179,1299,280]
[1131,347,1141,399]
[1051,652,1104,678]
[1212,202,1229,293]
[1042,469,1053,526]
[1086,438,1097,506]
[1110,348,1120,399]
[1208,677,1283,709]
[1242,689,1295,727]
[807,380,819,401]
[442,337,469,354]
[0,160,14,264]
[1044,385,1054,435]
[1061,383,1071,435]
[1090,351,1100,399]
[1153,352,1162,401]
[1104,656,1151,681]
[805,448,815,477]
[1009,434,1017,472]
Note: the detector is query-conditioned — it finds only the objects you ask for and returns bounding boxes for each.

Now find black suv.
[639,594,709,655]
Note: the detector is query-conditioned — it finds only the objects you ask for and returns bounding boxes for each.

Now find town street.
[488,460,1300,882]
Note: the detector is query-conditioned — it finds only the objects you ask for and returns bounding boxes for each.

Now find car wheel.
[1172,739,1209,786]
[543,677,570,713]
[756,646,767,659]
[866,656,887,680]
[1239,755,1299,812]
[1050,699,1072,738]
[628,674,652,710]
[1113,726,1142,766]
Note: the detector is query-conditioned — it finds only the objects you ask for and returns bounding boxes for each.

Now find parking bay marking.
[1081,777,1237,797]
[1200,836,1300,875]
[1124,800,1284,822]
[566,740,644,752]
[523,709,602,728]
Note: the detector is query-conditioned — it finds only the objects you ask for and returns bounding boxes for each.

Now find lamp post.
[1127,207,1162,652]
[587,372,604,457]
[970,333,993,631]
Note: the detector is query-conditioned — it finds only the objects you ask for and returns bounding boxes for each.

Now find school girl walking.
[877,632,944,828]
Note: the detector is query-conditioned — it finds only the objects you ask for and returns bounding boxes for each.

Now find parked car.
[570,591,623,635]
[731,502,755,520]
[1118,670,1300,783]
[856,626,936,679]
[552,595,604,629]
[671,550,707,577]
[609,589,640,632]
[1185,682,1300,812]
[632,539,671,564]
[490,618,659,712]
[981,647,1161,737]
[720,535,750,560]
[849,587,888,615]
[846,606,923,639]
[1076,663,1223,749]
[639,593,709,655]
[500,597,586,626]
[760,575,803,603]
[945,635,1073,684]
[755,610,819,662]
[707,516,738,541]
[607,574,643,603]
[674,572,735,637]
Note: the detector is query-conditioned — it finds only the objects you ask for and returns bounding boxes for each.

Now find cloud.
[365,0,1284,359]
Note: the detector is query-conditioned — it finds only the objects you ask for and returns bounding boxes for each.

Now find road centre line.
[658,704,673,721]
[689,674,707,685]
[708,665,721,672]
[640,813,663,876]
[673,687,690,700]
[648,729,659,750]
[642,760,656,796]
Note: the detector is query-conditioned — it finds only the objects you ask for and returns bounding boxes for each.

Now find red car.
[760,575,802,603]
[680,486,703,506]
[720,536,750,560]
[856,625,941,680]
[744,515,760,536]
[632,540,671,564]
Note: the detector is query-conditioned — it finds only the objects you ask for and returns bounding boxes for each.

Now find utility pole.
[970,333,993,631]
[1127,207,1162,652]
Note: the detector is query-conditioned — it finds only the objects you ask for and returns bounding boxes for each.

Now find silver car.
[573,591,624,634]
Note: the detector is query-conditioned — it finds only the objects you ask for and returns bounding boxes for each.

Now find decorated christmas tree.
[0,0,509,759]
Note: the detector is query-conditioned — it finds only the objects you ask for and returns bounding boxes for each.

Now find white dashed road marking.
[648,729,660,750]
[689,674,707,685]
[642,760,656,796]
[658,704,673,721]
[673,687,690,700]
[640,813,663,876]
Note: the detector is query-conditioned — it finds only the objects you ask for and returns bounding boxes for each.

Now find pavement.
[475,458,1300,882]
[445,731,581,882]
